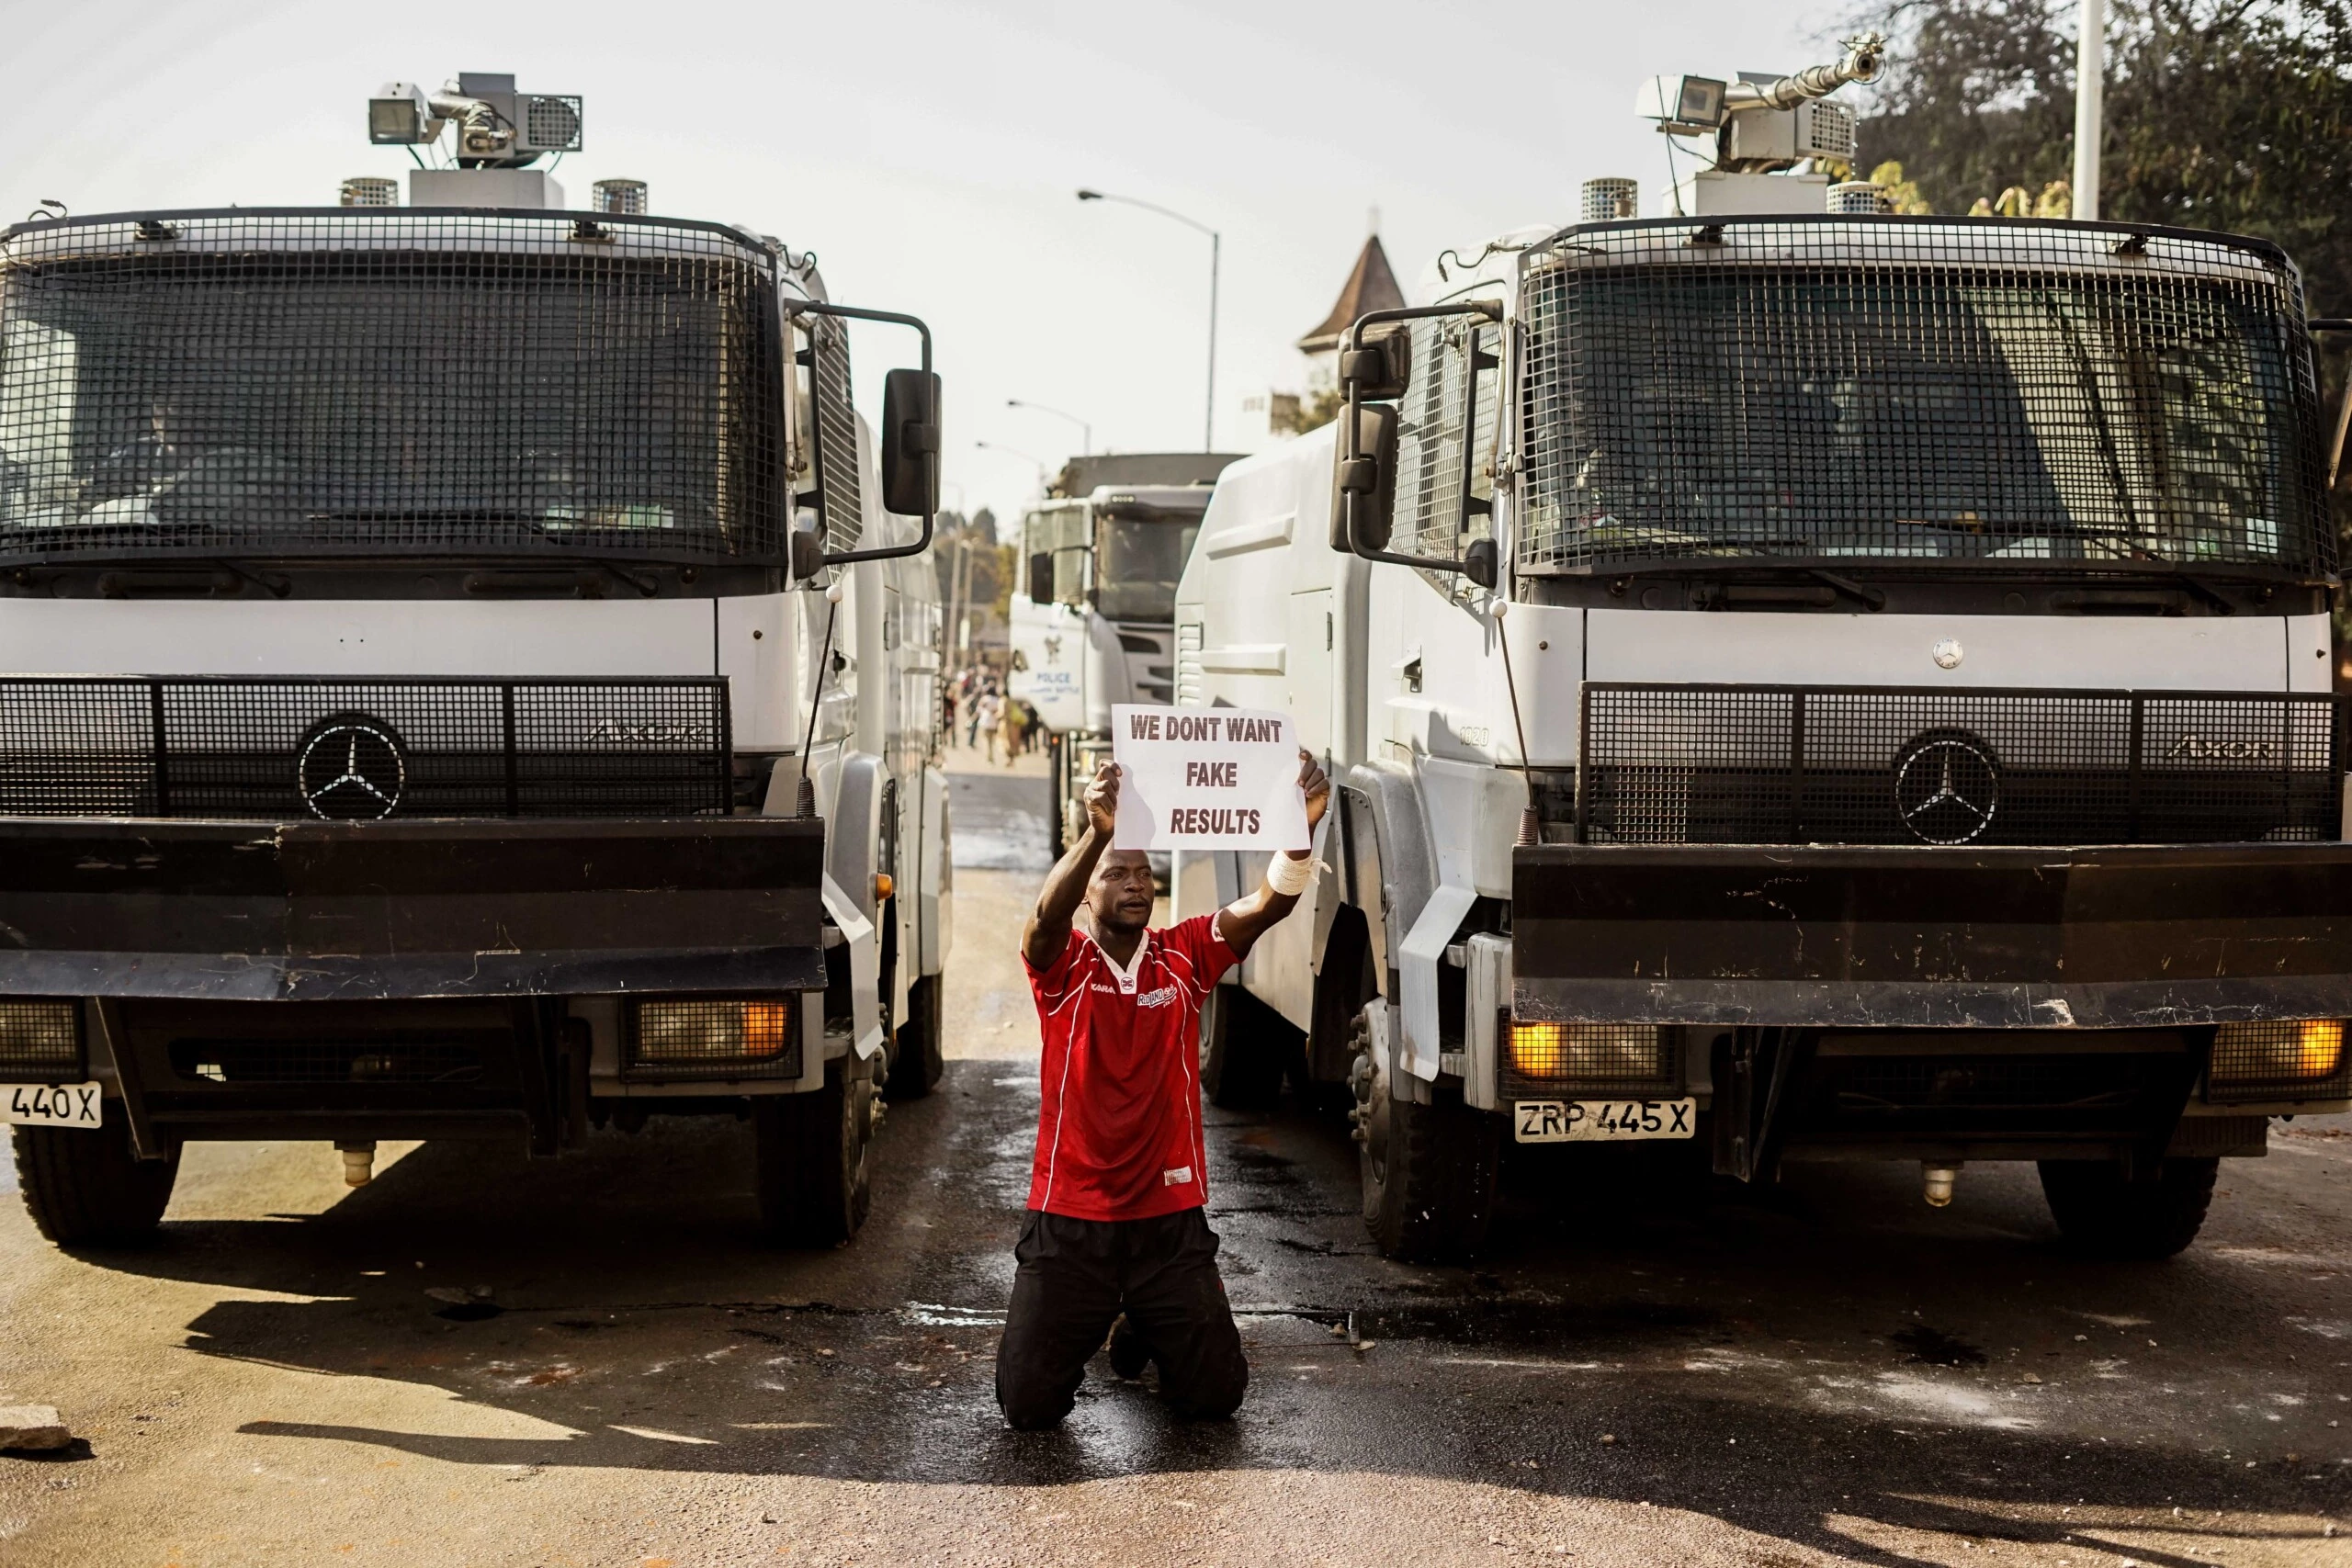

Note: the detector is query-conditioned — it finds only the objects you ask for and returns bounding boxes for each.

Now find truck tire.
[887,972,945,1099]
[1199,983,1284,1111]
[1349,1007,1498,1261]
[755,1055,876,1247]
[2038,1156,2219,1259]
[12,1121,179,1247]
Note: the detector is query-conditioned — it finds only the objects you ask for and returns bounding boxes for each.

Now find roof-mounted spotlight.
[368,82,439,145]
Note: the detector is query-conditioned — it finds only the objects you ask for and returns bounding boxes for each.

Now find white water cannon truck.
[1175,37,2352,1260]
[1009,451,1238,854]
[0,73,952,1248]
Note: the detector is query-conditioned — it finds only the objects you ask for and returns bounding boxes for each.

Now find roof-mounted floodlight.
[368,82,438,144]
[1635,74,1728,135]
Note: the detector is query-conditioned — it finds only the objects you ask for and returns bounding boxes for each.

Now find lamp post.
[1007,399,1092,458]
[1077,188,1218,452]
[2073,0,2104,220]
[975,440,1050,499]
[947,534,979,659]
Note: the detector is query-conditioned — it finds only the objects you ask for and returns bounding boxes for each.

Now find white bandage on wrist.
[1265,851,1315,897]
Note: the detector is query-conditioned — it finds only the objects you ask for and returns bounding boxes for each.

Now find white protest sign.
[1110,704,1308,852]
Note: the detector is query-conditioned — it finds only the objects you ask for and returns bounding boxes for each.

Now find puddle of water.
[954,829,1052,874]
[1864,1371,2038,1430]
[1353,1297,1717,1348]
[1891,1323,1987,1368]
[901,1303,1008,1327]
[435,1301,506,1322]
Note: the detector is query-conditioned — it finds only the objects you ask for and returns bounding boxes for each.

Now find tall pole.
[1077,189,1221,452]
[1204,230,1219,453]
[975,441,1049,496]
[1007,400,1093,457]
[2073,0,2104,220]
[946,536,967,658]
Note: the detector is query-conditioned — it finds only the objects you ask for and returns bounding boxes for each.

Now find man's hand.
[1297,750,1330,842]
[1216,749,1334,962]
[1082,761,1120,840]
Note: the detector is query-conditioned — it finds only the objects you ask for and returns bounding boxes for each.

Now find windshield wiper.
[26,557,296,598]
[1804,567,1885,610]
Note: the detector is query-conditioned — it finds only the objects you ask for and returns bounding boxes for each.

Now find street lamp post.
[975,440,1049,489]
[1077,188,1218,452]
[1006,399,1092,458]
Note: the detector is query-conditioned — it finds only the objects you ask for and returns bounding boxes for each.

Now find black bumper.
[1513,842,2352,1030]
[0,817,827,1001]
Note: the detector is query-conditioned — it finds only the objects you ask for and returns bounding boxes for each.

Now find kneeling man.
[996,751,1329,1429]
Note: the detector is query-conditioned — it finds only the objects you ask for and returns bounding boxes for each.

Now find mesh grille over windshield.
[1516,218,2330,576]
[0,210,785,565]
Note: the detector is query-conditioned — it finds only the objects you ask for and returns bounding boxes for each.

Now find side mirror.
[1329,403,1397,554]
[789,525,825,582]
[1463,536,1498,591]
[1338,321,1410,400]
[1027,551,1054,604]
[879,368,941,516]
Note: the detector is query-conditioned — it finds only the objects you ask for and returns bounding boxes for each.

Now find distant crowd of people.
[944,666,1043,765]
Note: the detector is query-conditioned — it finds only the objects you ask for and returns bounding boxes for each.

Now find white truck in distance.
[1174,41,2352,1260]
[1010,453,1238,853]
[0,73,952,1250]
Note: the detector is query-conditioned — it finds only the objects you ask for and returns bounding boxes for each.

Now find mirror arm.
[1339,299,1505,574]
[781,299,936,565]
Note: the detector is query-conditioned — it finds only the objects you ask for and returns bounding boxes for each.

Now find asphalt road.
[3,759,2349,1566]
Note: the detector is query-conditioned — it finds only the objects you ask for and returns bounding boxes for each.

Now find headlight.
[1505,1021,1674,1089]
[2211,1019,2348,1100]
[626,997,798,1081]
[0,999,82,1082]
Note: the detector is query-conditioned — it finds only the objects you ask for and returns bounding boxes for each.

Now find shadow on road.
[29,1063,2346,1567]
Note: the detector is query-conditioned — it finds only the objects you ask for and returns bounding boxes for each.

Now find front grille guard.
[1572,682,2345,848]
[0,674,732,820]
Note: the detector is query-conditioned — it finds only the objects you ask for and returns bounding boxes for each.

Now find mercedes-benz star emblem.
[1894,736,1999,845]
[298,719,407,820]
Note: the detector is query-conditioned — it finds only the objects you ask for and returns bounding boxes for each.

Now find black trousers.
[995,1207,1249,1430]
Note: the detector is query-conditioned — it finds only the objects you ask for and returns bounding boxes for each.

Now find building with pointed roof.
[1240,231,1411,449]
[1295,234,1405,358]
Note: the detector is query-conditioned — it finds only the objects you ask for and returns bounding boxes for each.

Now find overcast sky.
[0,0,1853,525]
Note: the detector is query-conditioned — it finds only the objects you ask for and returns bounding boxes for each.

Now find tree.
[1270,386,1345,436]
[1852,3,2078,220]
[1857,2,2352,657]
[1857,2,2352,312]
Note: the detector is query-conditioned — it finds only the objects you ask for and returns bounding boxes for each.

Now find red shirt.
[1023,913,1239,1221]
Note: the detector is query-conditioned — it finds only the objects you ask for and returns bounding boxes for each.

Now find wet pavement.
[3,761,2348,1565]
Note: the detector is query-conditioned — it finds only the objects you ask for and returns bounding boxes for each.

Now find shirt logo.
[1091,983,1118,994]
[1163,1166,1193,1186]
[1136,985,1179,1010]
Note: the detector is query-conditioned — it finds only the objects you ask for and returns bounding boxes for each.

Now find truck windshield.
[1093,514,1200,623]
[1517,224,2330,576]
[0,227,782,564]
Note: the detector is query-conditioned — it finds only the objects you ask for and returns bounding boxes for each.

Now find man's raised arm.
[1022,761,1122,970]
[1213,750,1332,961]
